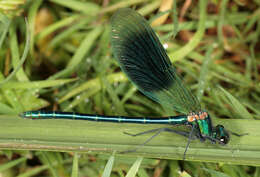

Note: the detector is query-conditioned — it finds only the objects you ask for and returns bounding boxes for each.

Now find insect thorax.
[187,111,212,137]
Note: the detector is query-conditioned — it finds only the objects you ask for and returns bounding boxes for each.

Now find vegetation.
[0,0,259,176]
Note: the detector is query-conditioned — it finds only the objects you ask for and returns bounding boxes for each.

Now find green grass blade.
[138,1,160,16]
[171,0,178,39]
[169,0,206,62]
[49,26,103,80]
[36,14,80,41]
[101,76,126,115]
[99,0,148,14]
[0,19,30,86]
[50,0,100,15]
[40,152,60,177]
[17,166,47,177]
[102,152,115,177]
[64,87,98,111]
[49,18,92,48]
[1,78,77,89]
[0,102,16,114]
[0,156,27,172]
[219,86,253,119]
[0,13,10,49]
[217,0,228,45]
[126,157,143,177]
[71,152,78,177]
[196,46,213,101]
[28,0,42,56]
[202,168,231,177]
[169,160,181,177]
[59,73,127,103]
[16,157,72,177]
[0,115,258,166]
[9,21,28,81]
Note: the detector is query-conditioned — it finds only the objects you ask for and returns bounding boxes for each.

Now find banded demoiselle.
[20,8,242,159]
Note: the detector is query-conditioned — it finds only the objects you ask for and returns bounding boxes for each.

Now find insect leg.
[230,131,248,137]
[124,128,192,138]
[122,128,195,154]
[183,124,196,160]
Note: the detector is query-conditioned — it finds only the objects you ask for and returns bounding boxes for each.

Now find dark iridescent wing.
[110,8,201,114]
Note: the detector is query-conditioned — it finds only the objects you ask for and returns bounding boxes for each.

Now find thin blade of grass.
[36,15,81,41]
[50,0,100,15]
[71,152,78,177]
[99,0,148,14]
[28,0,42,56]
[0,102,16,114]
[126,157,143,177]
[49,17,92,48]
[59,73,127,103]
[217,0,228,45]
[0,18,30,86]
[1,78,77,89]
[0,13,10,49]
[203,168,231,177]
[0,157,27,172]
[101,152,115,177]
[196,46,214,101]
[49,26,103,80]
[219,86,253,119]
[169,0,206,62]
[171,0,178,39]
[9,21,28,81]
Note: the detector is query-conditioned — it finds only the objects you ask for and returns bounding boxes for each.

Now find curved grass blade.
[0,19,30,86]
[0,157,27,172]
[125,157,143,177]
[111,8,200,114]
[101,152,115,177]
[71,152,78,177]
[219,86,253,119]
[0,13,10,49]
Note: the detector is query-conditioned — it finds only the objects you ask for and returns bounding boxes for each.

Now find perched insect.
[21,8,244,159]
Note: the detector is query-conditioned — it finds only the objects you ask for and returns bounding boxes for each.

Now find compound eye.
[220,136,228,144]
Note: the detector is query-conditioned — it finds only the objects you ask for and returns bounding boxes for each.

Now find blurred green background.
[0,0,259,176]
